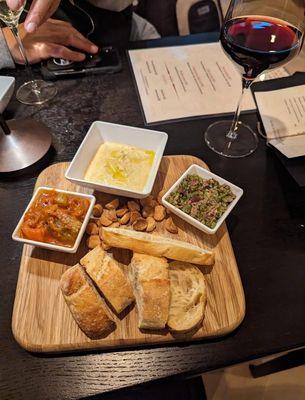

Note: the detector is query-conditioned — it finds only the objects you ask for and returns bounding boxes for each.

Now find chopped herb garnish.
[167,174,236,229]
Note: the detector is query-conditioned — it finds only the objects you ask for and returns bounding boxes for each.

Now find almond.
[86,235,101,249]
[146,216,156,232]
[127,200,140,211]
[120,212,131,225]
[142,206,154,218]
[92,204,103,217]
[141,196,157,208]
[111,222,120,228]
[105,198,119,210]
[154,205,166,222]
[116,208,128,218]
[133,218,148,231]
[151,200,158,208]
[140,195,154,207]
[99,212,113,227]
[130,210,141,224]
[104,209,117,222]
[86,222,99,235]
[165,217,178,234]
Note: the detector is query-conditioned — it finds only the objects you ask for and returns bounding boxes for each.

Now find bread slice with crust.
[129,253,170,329]
[80,245,134,314]
[101,227,214,266]
[60,264,116,339]
[167,261,207,333]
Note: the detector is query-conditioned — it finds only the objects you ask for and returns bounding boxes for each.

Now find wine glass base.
[204,120,258,158]
[16,80,57,105]
[0,117,52,173]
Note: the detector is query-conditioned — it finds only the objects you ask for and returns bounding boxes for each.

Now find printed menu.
[128,42,288,124]
[255,85,305,158]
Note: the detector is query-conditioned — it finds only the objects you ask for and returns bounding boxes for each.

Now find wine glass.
[0,0,57,105]
[204,0,305,158]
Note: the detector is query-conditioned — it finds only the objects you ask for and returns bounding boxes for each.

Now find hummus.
[84,142,155,191]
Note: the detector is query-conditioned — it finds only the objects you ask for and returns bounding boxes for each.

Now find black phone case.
[41,47,122,80]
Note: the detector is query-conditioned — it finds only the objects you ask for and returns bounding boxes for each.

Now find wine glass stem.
[226,79,252,140]
[10,26,40,93]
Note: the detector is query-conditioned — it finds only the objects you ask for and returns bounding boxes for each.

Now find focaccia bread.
[101,227,214,266]
[80,246,134,314]
[60,264,115,339]
[129,253,170,329]
[168,261,207,333]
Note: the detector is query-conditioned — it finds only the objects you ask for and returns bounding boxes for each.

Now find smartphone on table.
[41,47,122,80]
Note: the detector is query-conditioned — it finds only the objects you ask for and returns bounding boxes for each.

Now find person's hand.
[2,19,99,64]
[6,0,61,33]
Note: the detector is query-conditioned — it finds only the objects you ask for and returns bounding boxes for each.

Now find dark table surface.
[1,35,305,400]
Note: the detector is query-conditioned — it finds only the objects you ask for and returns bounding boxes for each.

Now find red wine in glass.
[204,0,305,159]
[221,16,303,80]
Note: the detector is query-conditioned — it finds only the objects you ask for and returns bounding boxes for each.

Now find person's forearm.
[0,29,15,69]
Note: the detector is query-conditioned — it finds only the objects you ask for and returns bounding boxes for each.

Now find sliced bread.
[80,245,134,314]
[167,261,207,333]
[60,264,116,339]
[129,253,170,329]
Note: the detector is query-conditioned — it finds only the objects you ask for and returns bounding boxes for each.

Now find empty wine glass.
[204,0,305,158]
[0,0,57,105]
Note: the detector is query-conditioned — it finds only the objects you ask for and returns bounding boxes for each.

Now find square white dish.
[65,121,168,199]
[0,76,15,112]
[162,164,243,235]
[12,187,95,253]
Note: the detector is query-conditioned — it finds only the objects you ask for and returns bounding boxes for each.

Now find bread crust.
[80,246,134,314]
[60,264,115,339]
[129,253,170,329]
[102,228,214,266]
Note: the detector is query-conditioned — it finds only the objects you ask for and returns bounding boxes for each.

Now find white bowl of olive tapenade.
[162,164,243,235]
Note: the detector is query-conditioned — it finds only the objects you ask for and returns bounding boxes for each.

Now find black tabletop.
[1,35,305,400]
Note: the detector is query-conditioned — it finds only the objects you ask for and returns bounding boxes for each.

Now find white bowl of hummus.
[65,121,168,198]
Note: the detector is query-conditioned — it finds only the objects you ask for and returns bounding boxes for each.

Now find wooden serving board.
[12,156,245,353]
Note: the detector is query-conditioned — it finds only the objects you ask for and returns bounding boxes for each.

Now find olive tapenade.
[167,174,236,229]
